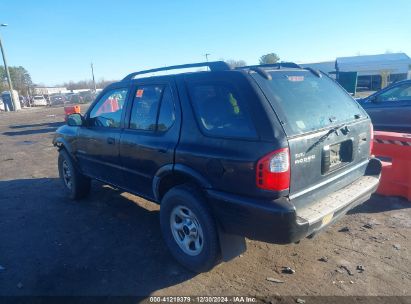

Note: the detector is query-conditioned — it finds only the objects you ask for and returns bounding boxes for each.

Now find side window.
[188,83,256,138]
[130,85,163,131]
[89,88,128,128]
[157,87,175,132]
[376,84,411,102]
[129,85,176,131]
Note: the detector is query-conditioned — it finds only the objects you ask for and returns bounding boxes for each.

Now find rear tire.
[160,184,221,272]
[58,149,91,200]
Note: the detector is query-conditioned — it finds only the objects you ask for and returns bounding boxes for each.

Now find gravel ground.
[0,106,410,297]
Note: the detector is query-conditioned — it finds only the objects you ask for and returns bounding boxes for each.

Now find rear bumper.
[207,158,382,244]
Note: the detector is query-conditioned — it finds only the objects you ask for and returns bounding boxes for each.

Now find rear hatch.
[251,69,372,208]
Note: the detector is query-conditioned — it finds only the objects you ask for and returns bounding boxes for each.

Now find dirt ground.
[0,106,410,298]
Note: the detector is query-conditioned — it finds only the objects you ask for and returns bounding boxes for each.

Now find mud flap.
[218,228,246,262]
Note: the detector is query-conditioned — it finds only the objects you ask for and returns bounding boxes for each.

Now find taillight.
[370,123,374,155]
[256,148,290,191]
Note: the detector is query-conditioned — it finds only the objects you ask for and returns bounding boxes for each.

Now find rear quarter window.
[187,82,257,139]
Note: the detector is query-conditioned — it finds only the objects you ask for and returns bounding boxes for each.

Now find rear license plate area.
[322,140,353,174]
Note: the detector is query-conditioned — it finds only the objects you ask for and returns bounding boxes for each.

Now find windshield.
[252,70,364,136]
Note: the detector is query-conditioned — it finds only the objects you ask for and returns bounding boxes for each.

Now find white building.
[301,53,411,90]
[32,86,69,96]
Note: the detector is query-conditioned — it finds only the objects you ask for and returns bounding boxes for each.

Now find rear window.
[252,70,364,136]
[187,83,257,138]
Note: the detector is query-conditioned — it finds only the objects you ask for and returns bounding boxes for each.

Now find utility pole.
[0,23,17,111]
[203,53,211,70]
[90,62,96,91]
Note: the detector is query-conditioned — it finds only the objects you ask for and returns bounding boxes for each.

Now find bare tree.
[225,59,247,68]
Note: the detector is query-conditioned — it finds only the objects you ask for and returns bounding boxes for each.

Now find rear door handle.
[107,137,115,145]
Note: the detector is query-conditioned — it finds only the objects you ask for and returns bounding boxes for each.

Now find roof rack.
[122,61,231,81]
[235,62,302,70]
[303,67,322,78]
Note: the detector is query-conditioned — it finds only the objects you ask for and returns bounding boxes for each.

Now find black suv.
[53,61,381,272]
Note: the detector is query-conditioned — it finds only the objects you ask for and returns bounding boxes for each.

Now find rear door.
[363,82,411,132]
[251,70,372,205]
[119,79,181,199]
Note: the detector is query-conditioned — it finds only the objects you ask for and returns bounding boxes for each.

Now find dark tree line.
[58,79,116,91]
[0,65,115,96]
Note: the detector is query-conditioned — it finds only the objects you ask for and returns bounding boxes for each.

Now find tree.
[259,53,280,65]
[0,65,32,95]
[0,66,8,93]
[225,59,247,68]
[10,66,32,95]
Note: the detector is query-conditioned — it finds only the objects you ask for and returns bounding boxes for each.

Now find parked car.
[357,80,411,133]
[78,90,96,103]
[32,95,48,106]
[67,93,84,104]
[50,94,66,106]
[53,61,381,272]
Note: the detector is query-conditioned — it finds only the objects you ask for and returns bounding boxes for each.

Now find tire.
[160,184,221,273]
[58,149,91,200]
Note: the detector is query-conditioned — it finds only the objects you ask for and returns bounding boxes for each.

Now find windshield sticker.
[287,76,304,82]
[136,89,144,98]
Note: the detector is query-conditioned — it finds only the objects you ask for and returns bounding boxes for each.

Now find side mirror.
[67,113,84,126]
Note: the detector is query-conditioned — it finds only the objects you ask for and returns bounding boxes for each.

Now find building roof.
[337,52,410,64]
[301,53,411,76]
[336,53,411,75]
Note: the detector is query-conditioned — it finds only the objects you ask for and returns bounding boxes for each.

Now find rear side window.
[188,83,256,138]
[130,85,175,131]
[130,85,163,131]
[252,71,364,136]
[375,83,411,102]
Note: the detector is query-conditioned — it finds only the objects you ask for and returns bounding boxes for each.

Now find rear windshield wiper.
[307,123,348,152]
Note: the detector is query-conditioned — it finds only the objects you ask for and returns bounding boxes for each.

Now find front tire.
[160,185,221,273]
[58,149,91,200]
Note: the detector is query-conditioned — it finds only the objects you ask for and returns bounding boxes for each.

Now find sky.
[0,0,410,86]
